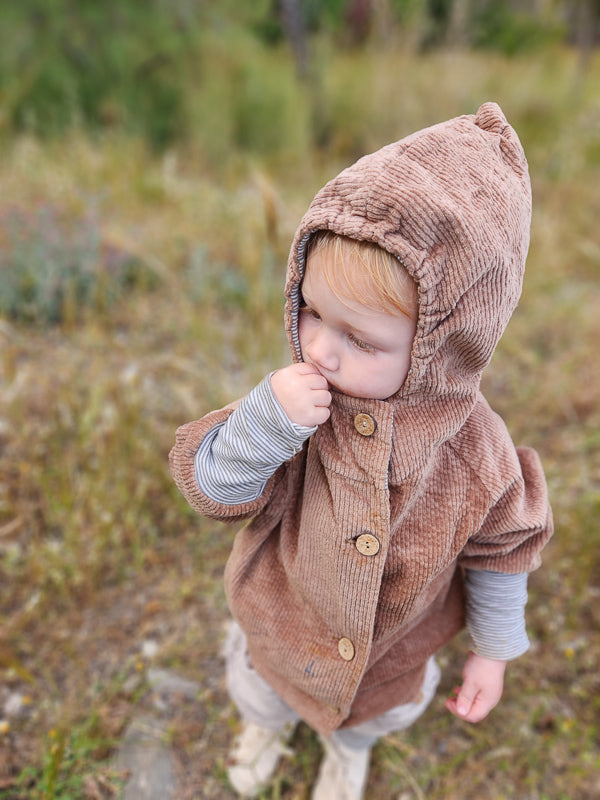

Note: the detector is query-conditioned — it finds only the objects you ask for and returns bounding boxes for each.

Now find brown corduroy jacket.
[170,103,553,736]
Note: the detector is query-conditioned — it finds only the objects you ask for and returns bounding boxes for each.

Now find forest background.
[0,1,599,798]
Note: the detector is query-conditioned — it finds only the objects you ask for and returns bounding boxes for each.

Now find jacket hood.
[284,102,531,410]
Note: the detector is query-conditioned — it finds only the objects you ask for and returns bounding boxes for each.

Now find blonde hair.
[307,231,417,320]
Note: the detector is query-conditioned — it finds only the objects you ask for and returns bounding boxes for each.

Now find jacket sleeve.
[169,404,288,522]
[459,445,553,573]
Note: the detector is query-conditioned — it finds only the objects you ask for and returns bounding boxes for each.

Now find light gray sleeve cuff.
[465,569,530,661]
[194,373,316,504]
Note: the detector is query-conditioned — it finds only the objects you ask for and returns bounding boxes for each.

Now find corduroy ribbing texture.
[169,103,553,735]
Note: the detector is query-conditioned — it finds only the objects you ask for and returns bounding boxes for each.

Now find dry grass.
[1,46,599,798]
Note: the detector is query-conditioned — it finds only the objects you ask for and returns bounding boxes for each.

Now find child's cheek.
[298,311,314,355]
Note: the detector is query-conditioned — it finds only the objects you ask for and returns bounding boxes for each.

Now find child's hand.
[270,363,332,427]
[444,651,507,723]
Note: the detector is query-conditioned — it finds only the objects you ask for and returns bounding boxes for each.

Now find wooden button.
[355,533,380,556]
[338,637,355,661]
[354,413,376,436]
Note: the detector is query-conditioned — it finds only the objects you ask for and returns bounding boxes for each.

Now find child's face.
[298,249,417,400]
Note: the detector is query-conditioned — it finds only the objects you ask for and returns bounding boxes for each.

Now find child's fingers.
[445,683,478,720]
[444,686,466,716]
[445,685,496,723]
[444,696,458,716]
[311,405,331,425]
[296,361,325,378]
[311,388,332,408]
[306,377,330,393]
[455,682,477,717]
[272,363,331,425]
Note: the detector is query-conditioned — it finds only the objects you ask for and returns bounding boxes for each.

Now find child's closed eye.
[299,301,321,321]
[348,333,376,353]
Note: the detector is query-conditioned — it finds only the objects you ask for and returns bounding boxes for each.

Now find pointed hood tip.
[475,101,508,134]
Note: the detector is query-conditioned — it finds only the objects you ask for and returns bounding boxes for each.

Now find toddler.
[170,102,553,799]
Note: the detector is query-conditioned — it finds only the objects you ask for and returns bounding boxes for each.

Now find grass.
[1,44,599,798]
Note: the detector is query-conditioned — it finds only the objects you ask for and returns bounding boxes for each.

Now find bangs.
[307,232,417,320]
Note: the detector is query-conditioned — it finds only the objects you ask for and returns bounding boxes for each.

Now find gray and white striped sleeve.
[465,569,530,660]
[194,373,316,505]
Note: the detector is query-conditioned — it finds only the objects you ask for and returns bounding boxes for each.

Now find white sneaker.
[312,735,370,800]
[227,721,295,797]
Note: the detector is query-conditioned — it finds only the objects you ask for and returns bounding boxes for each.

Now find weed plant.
[0,202,152,325]
[0,44,599,799]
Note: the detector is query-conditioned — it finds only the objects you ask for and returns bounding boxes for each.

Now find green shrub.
[0,203,150,324]
[0,1,577,155]
[470,0,563,54]
[1,1,194,149]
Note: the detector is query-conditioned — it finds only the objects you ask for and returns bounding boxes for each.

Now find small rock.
[121,671,145,698]
[4,693,25,717]
[142,639,159,659]
[147,669,201,700]
[147,669,201,713]
[114,715,176,800]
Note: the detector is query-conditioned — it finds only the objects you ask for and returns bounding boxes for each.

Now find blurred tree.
[1,0,196,148]
[0,0,596,151]
[570,0,600,64]
[345,0,375,44]
[446,0,470,45]
[279,0,309,76]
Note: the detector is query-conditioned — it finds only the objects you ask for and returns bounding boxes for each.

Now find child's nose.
[305,328,339,372]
